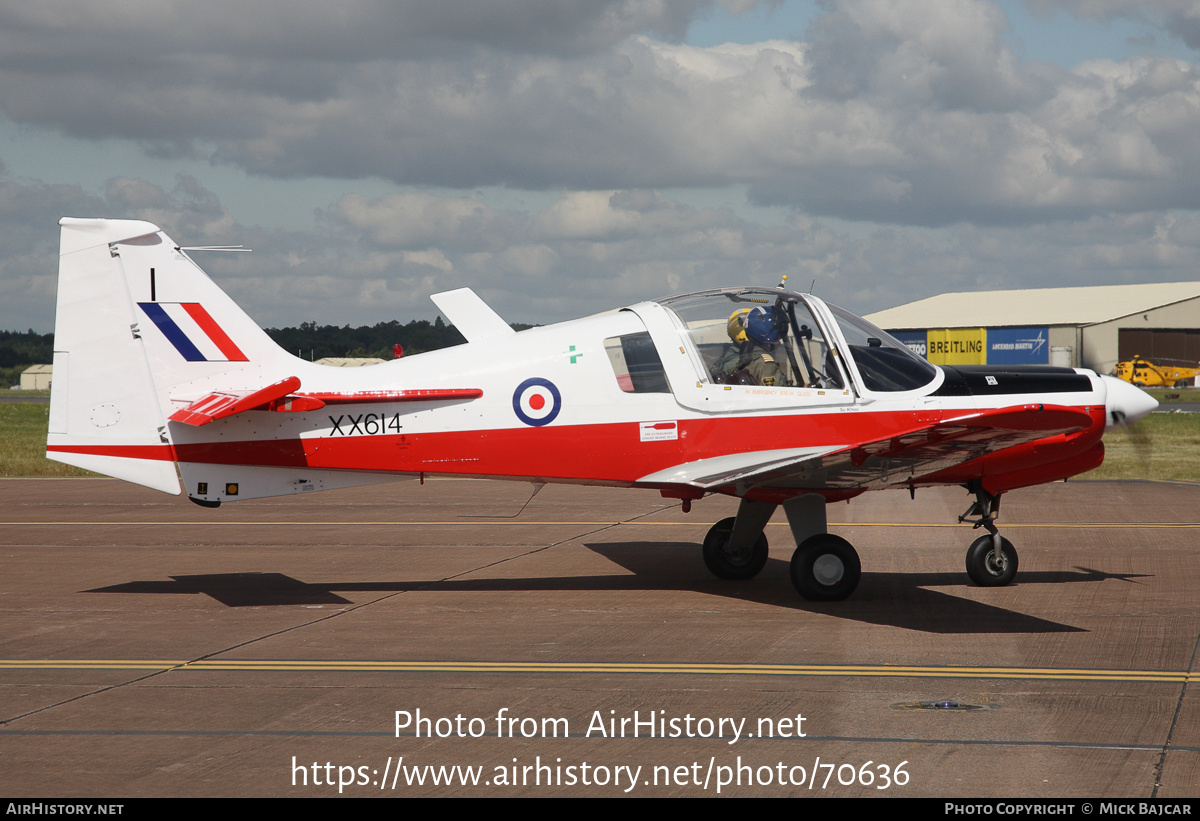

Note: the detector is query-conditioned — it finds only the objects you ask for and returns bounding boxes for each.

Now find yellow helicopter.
[1111,356,1200,388]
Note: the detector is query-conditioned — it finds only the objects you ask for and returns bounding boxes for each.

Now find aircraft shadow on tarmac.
[583,543,1134,634]
[83,543,1150,633]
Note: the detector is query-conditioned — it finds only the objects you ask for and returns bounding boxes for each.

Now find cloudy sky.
[3,0,1200,332]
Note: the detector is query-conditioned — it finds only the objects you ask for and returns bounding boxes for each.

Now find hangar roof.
[865,281,1200,330]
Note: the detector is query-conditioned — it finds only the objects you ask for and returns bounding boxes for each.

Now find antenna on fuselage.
[175,245,252,252]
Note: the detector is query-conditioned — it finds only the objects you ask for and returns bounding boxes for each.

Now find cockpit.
[658,288,939,396]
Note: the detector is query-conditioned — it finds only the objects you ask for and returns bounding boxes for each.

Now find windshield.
[827,304,939,392]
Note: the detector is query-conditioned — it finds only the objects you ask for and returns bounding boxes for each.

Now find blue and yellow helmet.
[745,306,784,345]
[727,309,751,344]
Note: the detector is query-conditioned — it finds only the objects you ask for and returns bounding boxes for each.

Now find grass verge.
[1145,386,1200,403]
[0,403,95,477]
[1083,413,1200,482]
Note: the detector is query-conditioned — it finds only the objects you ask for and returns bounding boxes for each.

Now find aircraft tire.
[790,534,860,601]
[702,517,769,580]
[965,535,1018,587]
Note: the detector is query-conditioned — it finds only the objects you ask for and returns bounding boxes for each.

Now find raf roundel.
[512,377,562,427]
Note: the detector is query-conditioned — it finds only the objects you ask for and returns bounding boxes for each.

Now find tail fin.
[46,218,295,492]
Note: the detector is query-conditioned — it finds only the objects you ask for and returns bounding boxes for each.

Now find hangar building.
[864,282,1200,375]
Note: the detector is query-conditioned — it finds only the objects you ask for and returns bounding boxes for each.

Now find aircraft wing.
[637,446,841,487]
[638,404,1093,495]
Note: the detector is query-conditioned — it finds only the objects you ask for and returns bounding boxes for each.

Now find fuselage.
[156,287,1146,503]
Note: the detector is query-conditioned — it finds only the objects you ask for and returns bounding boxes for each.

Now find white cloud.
[5,1,1200,335]
[2,1,1197,227]
[332,192,524,249]
[6,171,1200,335]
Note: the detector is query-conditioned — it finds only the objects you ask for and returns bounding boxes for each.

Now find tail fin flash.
[46,218,293,493]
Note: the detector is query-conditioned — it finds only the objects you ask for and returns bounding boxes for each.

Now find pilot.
[711,308,750,378]
[712,307,786,387]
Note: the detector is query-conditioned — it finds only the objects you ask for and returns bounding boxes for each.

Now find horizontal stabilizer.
[170,377,302,426]
[302,388,483,404]
[170,379,484,426]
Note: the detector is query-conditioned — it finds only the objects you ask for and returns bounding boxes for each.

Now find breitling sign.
[926,328,987,365]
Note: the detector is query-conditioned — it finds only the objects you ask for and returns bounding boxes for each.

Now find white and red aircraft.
[46,218,1157,601]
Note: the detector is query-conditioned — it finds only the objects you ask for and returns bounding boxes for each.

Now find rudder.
[46,218,296,493]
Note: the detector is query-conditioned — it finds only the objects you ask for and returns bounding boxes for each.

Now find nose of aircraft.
[1101,375,1158,428]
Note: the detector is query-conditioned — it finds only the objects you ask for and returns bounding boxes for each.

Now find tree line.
[1,317,530,386]
[267,317,469,360]
[0,330,54,388]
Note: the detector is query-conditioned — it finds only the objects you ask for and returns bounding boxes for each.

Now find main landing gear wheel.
[790,534,861,601]
[702,517,769,580]
[965,536,1018,587]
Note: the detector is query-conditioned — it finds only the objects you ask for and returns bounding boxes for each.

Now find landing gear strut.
[783,493,860,601]
[700,495,862,600]
[959,484,1018,587]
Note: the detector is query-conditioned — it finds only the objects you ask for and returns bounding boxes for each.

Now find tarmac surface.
[1,476,1198,798]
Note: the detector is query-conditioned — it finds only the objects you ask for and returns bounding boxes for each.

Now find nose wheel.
[960,484,1018,587]
[965,535,1018,586]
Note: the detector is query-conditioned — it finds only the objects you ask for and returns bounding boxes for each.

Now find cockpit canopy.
[657,288,938,394]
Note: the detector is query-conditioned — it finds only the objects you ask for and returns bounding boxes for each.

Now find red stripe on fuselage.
[46,405,1109,488]
[47,444,177,460]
